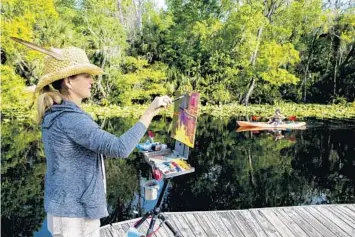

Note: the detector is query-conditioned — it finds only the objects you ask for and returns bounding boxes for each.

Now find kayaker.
[268,108,286,124]
[12,38,172,237]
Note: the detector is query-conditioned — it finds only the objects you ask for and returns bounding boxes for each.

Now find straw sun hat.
[10,37,104,93]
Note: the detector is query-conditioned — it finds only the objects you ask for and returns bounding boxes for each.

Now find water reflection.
[1,120,45,237]
[236,127,300,142]
[1,116,354,236]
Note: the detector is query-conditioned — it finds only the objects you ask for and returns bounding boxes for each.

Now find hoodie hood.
[42,100,87,129]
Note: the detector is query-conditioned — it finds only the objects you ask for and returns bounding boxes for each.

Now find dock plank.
[100,204,355,237]
[217,211,245,236]
[294,206,340,237]
[209,212,234,237]
[274,208,308,237]
[305,206,350,237]
[174,213,197,237]
[159,214,178,237]
[194,213,219,237]
[121,223,131,233]
[155,218,174,237]
[238,209,267,237]
[337,205,355,224]
[230,210,258,237]
[346,204,355,213]
[161,214,183,237]
[283,207,323,237]
[249,209,281,237]
[146,218,164,237]
[100,227,111,237]
[313,205,355,236]
[161,217,178,237]
[183,213,207,236]
[324,205,355,227]
[258,208,295,237]
[104,223,129,237]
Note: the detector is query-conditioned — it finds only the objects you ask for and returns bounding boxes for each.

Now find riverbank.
[80,102,355,120]
[2,102,355,123]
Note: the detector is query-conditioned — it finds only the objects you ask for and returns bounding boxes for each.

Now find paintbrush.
[172,94,186,102]
[156,94,187,109]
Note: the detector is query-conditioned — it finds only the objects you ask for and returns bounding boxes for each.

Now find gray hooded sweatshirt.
[42,100,147,219]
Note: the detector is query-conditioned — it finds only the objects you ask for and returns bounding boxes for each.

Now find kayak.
[237,121,306,129]
[236,126,306,132]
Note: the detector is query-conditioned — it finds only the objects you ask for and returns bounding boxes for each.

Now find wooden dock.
[100,204,355,237]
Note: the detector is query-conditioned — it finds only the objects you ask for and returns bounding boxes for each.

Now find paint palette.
[139,147,195,178]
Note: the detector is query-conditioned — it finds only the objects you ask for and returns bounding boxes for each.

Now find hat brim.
[35,64,104,93]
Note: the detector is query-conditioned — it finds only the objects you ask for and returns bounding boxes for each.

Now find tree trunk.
[96,55,107,98]
[300,29,319,102]
[333,57,337,99]
[250,27,263,65]
[241,0,279,105]
[319,44,354,83]
[132,0,143,35]
[339,44,354,69]
[242,26,263,105]
[302,63,309,102]
[244,76,256,106]
[117,0,124,23]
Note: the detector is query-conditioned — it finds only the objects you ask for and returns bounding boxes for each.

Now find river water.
[1,116,354,236]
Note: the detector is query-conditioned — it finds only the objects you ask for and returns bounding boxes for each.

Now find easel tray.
[141,149,195,178]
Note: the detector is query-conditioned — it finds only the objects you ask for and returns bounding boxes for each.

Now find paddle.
[251,115,297,121]
[288,116,297,121]
[251,115,261,121]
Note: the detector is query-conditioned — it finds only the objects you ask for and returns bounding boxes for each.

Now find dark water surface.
[1,116,355,237]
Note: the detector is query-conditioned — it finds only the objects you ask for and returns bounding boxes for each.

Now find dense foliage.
[1,0,354,110]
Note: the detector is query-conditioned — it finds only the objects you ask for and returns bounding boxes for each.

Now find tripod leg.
[147,215,158,235]
[164,220,181,237]
[134,211,151,228]
[158,214,182,237]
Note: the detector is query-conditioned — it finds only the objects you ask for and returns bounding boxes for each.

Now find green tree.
[111,56,168,105]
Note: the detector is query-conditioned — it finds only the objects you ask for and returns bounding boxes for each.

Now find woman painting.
[12,38,171,237]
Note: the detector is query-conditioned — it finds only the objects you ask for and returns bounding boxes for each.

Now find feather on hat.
[10,37,104,93]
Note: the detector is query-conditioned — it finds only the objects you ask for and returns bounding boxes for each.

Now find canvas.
[171,92,200,148]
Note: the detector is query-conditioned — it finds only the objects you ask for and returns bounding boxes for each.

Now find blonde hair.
[36,86,64,124]
[36,75,77,124]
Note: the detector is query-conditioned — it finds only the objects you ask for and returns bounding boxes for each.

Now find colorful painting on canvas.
[171,92,200,147]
